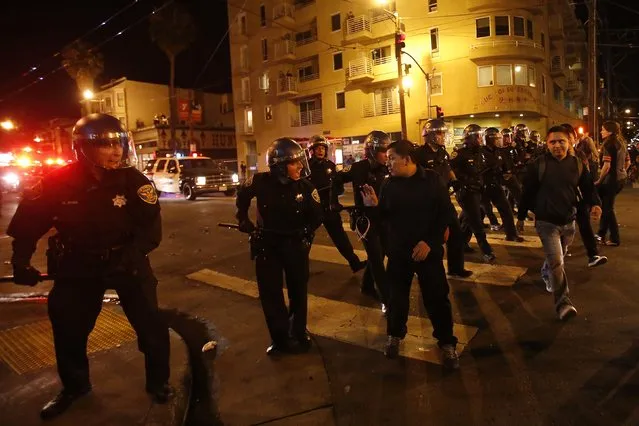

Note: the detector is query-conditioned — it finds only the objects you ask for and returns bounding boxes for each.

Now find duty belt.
[62,245,125,261]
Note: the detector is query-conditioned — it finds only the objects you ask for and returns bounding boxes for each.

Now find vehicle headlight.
[2,172,19,186]
[232,173,239,183]
[196,176,206,185]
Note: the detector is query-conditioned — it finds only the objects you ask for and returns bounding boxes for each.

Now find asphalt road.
[1,187,639,426]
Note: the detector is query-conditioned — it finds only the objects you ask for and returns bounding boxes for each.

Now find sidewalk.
[0,304,190,426]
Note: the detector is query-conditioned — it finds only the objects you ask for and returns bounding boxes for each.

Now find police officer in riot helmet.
[333,130,391,311]
[449,124,497,263]
[7,113,171,419]
[515,123,538,162]
[501,127,525,211]
[414,119,472,278]
[307,135,366,273]
[481,127,524,242]
[236,137,323,355]
[530,130,541,144]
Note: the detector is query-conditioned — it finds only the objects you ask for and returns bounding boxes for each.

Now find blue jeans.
[535,220,576,311]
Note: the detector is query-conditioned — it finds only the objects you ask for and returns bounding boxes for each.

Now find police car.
[143,155,239,200]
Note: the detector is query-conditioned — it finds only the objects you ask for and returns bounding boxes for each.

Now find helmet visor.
[76,130,137,169]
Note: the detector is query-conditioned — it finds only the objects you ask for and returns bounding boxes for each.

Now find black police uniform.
[308,156,363,271]
[236,172,323,347]
[336,159,390,304]
[379,167,458,347]
[449,146,494,256]
[413,144,466,274]
[7,163,170,396]
[501,145,524,210]
[481,145,520,239]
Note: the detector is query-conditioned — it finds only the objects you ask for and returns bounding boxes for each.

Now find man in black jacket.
[517,126,602,321]
[361,139,460,370]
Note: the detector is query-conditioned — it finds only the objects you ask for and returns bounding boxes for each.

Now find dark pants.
[480,195,500,226]
[323,210,360,269]
[484,184,518,239]
[575,203,599,258]
[48,269,170,393]
[446,203,466,273]
[386,250,458,347]
[458,190,493,256]
[504,176,523,211]
[255,239,310,344]
[598,179,625,244]
[359,222,390,305]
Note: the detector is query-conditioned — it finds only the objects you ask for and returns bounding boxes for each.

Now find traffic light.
[395,31,406,56]
[436,106,444,118]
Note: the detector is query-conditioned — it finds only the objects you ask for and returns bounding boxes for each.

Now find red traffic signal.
[436,106,444,118]
[395,31,406,50]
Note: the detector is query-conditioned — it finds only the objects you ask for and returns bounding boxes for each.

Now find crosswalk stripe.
[186,268,479,365]
[310,244,527,287]
[340,223,542,248]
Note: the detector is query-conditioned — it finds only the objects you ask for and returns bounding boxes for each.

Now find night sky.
[0,0,637,130]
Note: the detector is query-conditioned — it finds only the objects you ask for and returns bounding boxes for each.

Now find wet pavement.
[2,188,639,425]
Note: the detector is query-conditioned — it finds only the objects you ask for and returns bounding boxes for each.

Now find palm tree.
[61,41,104,114]
[149,2,197,152]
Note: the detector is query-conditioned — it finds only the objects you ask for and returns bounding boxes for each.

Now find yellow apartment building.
[227,0,586,171]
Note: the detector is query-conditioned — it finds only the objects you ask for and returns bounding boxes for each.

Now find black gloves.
[13,265,41,286]
[238,219,256,234]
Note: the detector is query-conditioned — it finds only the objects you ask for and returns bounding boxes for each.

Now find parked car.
[146,156,240,200]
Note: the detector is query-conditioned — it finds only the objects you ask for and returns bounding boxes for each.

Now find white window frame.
[116,92,125,107]
[238,12,247,35]
[476,17,491,38]
[428,0,437,13]
[260,4,266,27]
[496,64,513,86]
[477,65,494,87]
[332,52,343,71]
[514,64,527,86]
[430,73,443,96]
[526,19,534,40]
[430,28,439,55]
[527,66,536,87]
[241,77,251,101]
[542,75,547,95]
[513,16,526,37]
[330,12,341,32]
[239,45,249,69]
[495,15,510,36]
[265,105,273,121]
[261,38,268,61]
[335,91,346,110]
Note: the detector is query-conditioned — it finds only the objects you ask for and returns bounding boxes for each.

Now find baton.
[218,222,240,229]
[0,274,52,283]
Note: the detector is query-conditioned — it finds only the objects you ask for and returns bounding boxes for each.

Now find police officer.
[482,128,524,242]
[360,139,460,369]
[501,128,524,212]
[236,138,323,355]
[450,124,496,263]
[7,113,171,419]
[307,135,366,273]
[514,123,537,163]
[414,119,472,278]
[335,130,390,309]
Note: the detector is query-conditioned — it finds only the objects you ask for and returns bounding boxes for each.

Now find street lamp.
[83,89,95,100]
[1,120,15,130]
[625,108,631,114]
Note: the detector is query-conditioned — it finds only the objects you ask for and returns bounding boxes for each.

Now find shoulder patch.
[137,184,158,204]
[311,188,321,203]
[23,180,43,201]
[450,151,458,159]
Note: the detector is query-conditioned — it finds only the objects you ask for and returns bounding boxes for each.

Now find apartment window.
[238,13,247,35]
[241,77,250,101]
[260,4,266,27]
[514,64,527,86]
[528,66,536,87]
[514,17,525,37]
[495,16,509,36]
[428,0,437,13]
[553,83,561,103]
[258,72,269,90]
[476,17,490,38]
[430,74,442,95]
[430,28,439,53]
[333,52,343,70]
[104,96,112,108]
[336,91,346,109]
[331,13,341,31]
[265,105,273,121]
[542,75,547,95]
[371,46,392,64]
[298,61,318,81]
[261,38,268,61]
[527,19,534,40]
[496,64,512,85]
[116,92,125,107]
[240,45,249,70]
[245,108,253,132]
[477,65,494,87]
[541,32,545,48]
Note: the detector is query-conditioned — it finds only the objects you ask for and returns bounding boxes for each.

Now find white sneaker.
[587,255,608,268]
[558,304,577,321]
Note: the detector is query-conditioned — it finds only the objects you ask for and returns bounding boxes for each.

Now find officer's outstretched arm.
[235,175,256,224]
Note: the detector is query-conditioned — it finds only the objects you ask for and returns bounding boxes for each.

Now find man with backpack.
[516,126,602,321]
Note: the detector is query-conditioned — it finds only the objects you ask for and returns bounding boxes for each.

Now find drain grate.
[0,308,137,375]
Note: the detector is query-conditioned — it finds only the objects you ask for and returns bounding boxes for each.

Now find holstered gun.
[46,234,64,279]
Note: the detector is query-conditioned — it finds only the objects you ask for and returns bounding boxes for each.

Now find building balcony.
[363,99,400,118]
[549,17,565,40]
[347,57,374,83]
[469,39,545,63]
[231,27,249,44]
[236,93,251,106]
[233,61,250,75]
[293,0,314,9]
[291,108,322,127]
[276,76,298,97]
[273,2,295,26]
[298,72,319,84]
[466,0,543,12]
[237,120,254,135]
[345,15,373,44]
[273,39,296,63]
[550,56,565,77]
[566,79,582,94]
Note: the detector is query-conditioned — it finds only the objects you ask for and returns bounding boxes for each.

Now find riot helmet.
[267,137,311,182]
[422,118,448,147]
[514,123,529,140]
[364,130,391,164]
[463,124,483,147]
[501,128,514,146]
[72,113,137,169]
[309,134,329,159]
[530,130,541,143]
[484,127,503,148]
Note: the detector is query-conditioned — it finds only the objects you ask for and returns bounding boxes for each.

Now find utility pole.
[394,18,408,139]
[587,0,598,136]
